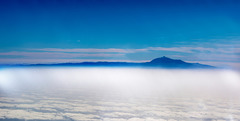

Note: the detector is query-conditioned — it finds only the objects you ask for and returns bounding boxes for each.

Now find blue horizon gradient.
[0,0,239,68]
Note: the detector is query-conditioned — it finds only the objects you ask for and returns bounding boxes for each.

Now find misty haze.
[0,67,240,121]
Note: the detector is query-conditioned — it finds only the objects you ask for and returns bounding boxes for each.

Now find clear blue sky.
[0,0,239,69]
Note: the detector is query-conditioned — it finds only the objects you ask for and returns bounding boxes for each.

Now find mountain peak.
[159,56,170,59]
[150,56,183,63]
[153,56,173,60]
[146,56,214,68]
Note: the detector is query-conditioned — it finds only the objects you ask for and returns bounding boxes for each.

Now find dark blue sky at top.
[0,0,239,67]
[0,0,239,48]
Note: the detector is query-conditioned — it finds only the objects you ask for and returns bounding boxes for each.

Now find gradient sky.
[0,0,239,69]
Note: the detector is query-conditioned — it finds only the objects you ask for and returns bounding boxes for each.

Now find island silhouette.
[2,56,215,69]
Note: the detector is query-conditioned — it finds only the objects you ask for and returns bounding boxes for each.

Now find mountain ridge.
[0,56,215,69]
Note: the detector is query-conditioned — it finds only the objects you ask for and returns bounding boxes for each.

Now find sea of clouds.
[0,67,240,121]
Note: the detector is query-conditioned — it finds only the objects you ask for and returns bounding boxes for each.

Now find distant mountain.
[0,56,215,69]
[143,56,215,68]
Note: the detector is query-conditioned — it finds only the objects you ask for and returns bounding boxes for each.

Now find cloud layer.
[0,68,240,121]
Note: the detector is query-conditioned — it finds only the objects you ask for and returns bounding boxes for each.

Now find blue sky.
[0,0,239,69]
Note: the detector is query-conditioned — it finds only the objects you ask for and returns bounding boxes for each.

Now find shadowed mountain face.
[147,56,188,66]
[144,56,215,68]
[1,56,215,69]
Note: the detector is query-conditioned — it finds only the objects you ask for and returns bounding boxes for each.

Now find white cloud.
[29,48,147,53]
[0,58,148,64]
[0,51,124,58]
[1,68,240,120]
[28,46,240,54]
